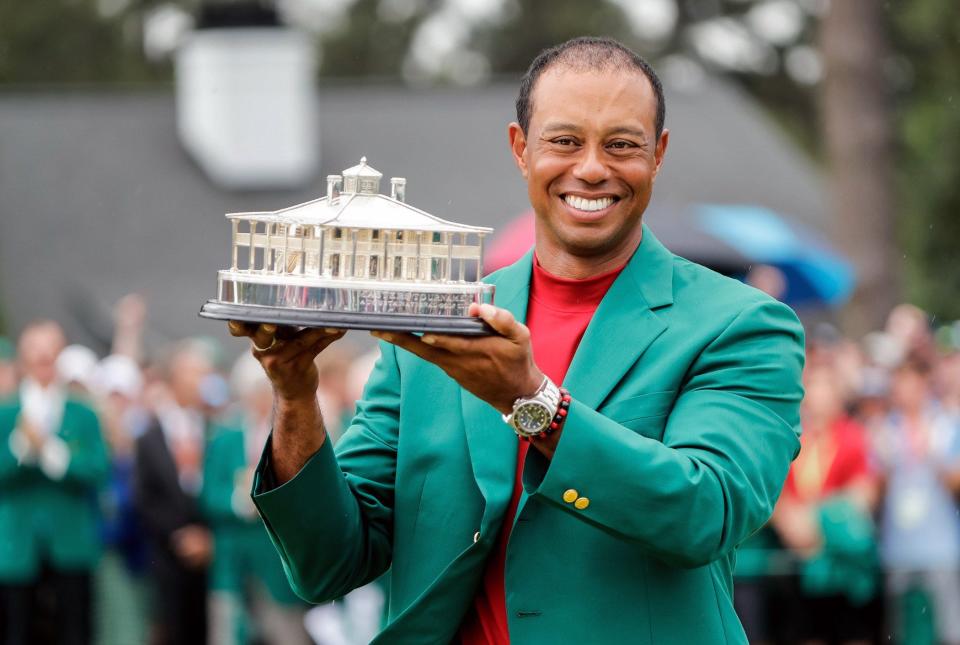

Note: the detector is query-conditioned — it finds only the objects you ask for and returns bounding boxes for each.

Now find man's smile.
[560,192,621,220]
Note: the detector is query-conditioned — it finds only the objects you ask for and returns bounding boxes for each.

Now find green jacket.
[201,422,300,605]
[0,395,109,581]
[253,227,805,644]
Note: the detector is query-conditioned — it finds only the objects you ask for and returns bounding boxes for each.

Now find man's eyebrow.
[540,122,583,135]
[540,124,648,139]
[607,126,647,139]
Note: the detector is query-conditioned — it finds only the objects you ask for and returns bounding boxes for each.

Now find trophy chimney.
[326,174,342,200]
[391,177,407,202]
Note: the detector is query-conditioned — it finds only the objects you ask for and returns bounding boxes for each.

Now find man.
[230,37,805,643]
[134,340,215,645]
[0,320,109,645]
[201,353,310,645]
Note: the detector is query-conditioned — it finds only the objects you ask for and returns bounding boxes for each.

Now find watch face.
[514,402,551,434]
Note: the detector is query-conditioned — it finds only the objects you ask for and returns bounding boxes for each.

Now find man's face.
[18,323,66,388]
[169,350,213,410]
[509,67,668,264]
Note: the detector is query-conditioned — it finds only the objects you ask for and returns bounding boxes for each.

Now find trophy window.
[369,255,379,278]
[393,256,403,279]
[431,258,444,280]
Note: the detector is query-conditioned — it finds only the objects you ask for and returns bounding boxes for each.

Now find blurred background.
[1,0,959,643]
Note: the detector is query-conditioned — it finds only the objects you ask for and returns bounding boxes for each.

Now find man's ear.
[507,122,529,179]
[653,128,669,179]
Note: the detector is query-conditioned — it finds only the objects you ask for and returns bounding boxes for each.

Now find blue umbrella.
[696,204,855,307]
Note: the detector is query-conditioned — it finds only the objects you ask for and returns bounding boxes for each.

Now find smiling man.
[232,37,805,644]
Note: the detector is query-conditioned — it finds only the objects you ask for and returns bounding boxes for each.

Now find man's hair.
[516,37,666,140]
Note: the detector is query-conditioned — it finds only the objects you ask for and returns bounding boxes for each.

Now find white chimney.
[175,20,317,190]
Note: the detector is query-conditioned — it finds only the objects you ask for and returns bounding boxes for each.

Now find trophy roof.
[226,156,493,234]
[341,156,382,179]
[226,192,492,234]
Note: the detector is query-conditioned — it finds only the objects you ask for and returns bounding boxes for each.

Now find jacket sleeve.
[200,432,237,523]
[57,404,110,488]
[252,341,400,603]
[0,407,22,483]
[523,299,805,568]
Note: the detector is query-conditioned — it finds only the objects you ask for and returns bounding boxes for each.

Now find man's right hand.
[227,321,346,484]
[227,322,345,402]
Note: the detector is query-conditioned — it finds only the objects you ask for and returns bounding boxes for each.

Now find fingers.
[472,303,526,342]
[228,321,344,355]
[371,331,448,364]
[251,323,279,352]
[420,332,472,353]
[227,320,255,337]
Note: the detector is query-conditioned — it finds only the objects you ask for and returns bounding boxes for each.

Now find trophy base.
[199,301,494,336]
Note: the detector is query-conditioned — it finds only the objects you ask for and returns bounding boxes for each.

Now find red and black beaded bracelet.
[526,387,571,441]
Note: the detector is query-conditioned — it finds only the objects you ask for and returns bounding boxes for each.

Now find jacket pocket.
[598,391,675,440]
[599,391,675,424]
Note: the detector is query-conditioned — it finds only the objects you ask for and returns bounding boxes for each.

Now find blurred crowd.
[734,304,960,645]
[2,294,960,645]
[0,295,383,645]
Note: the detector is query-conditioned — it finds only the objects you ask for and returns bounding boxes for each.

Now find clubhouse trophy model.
[200,157,495,335]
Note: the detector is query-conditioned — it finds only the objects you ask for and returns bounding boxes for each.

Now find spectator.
[134,339,215,645]
[872,355,960,644]
[0,336,18,398]
[93,354,150,645]
[0,320,109,645]
[771,362,881,644]
[202,353,309,645]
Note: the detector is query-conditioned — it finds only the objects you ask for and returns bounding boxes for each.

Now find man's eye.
[552,138,577,146]
[608,140,634,149]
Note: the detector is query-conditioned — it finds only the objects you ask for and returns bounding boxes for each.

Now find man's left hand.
[371,303,543,416]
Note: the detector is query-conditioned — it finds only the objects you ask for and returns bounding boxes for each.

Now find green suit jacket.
[201,422,301,605]
[253,226,805,644]
[0,395,109,581]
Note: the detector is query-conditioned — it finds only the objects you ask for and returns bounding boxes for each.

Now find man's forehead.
[529,66,657,133]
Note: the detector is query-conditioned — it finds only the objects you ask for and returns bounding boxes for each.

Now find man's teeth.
[564,195,615,212]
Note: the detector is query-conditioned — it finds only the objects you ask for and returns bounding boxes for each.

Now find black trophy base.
[199,301,494,336]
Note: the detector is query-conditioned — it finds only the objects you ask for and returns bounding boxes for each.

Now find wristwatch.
[503,376,562,438]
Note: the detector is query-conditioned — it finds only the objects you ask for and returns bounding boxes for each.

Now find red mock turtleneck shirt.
[458,256,624,644]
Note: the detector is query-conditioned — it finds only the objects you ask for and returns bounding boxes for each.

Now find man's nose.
[571,146,609,184]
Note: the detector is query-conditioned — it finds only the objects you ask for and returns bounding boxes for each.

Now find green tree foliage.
[0,0,166,85]
[889,1,960,321]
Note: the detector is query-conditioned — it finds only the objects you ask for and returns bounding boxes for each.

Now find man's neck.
[534,227,642,279]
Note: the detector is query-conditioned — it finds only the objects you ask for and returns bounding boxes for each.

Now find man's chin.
[556,224,641,258]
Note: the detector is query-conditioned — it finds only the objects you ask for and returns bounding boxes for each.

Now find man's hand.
[227,322,345,402]
[171,524,213,569]
[226,321,346,484]
[18,417,46,454]
[371,303,543,416]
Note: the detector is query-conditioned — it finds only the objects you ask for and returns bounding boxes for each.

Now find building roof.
[229,158,493,234]
[0,78,826,350]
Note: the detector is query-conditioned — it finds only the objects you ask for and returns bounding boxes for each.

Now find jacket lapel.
[563,225,673,409]
[460,249,534,532]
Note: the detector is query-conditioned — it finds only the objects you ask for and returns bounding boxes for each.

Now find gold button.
[473,531,480,543]
[562,489,578,504]
[574,497,590,510]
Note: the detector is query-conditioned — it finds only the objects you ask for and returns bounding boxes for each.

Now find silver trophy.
[200,157,495,335]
